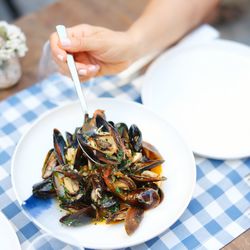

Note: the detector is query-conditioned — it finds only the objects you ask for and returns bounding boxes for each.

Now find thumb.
[59,34,98,53]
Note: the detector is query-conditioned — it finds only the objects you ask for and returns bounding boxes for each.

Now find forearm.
[128,0,220,59]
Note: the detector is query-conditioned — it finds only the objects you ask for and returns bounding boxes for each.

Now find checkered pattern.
[0,73,249,250]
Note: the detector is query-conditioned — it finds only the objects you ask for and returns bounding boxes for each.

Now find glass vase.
[0,57,22,89]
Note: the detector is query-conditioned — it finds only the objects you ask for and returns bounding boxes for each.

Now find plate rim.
[11,98,196,249]
[142,39,250,160]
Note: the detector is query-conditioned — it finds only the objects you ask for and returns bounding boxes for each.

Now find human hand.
[50,24,138,81]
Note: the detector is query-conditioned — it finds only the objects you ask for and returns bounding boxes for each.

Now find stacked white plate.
[142,39,250,159]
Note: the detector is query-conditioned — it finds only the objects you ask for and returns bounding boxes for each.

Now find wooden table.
[0,0,249,248]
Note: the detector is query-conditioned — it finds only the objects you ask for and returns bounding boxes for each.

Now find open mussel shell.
[125,207,144,235]
[65,132,73,147]
[90,174,118,208]
[74,146,88,170]
[142,141,163,161]
[42,149,58,179]
[60,206,96,226]
[32,178,56,199]
[130,173,166,182]
[116,123,129,141]
[132,159,164,173]
[106,206,128,223]
[53,171,67,199]
[129,124,142,152]
[96,115,125,156]
[53,171,81,203]
[112,175,137,191]
[103,168,136,198]
[53,129,67,165]
[139,182,164,203]
[77,133,120,166]
[77,113,126,166]
[60,202,90,213]
[125,188,161,210]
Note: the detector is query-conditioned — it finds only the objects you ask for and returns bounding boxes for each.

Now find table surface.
[0,0,249,248]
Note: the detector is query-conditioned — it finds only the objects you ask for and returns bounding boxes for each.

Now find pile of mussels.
[32,110,166,235]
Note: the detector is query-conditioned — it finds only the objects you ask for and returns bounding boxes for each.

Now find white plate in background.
[0,212,21,250]
[12,98,196,249]
[142,40,250,159]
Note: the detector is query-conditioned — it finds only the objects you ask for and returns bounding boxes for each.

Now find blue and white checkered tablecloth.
[0,73,249,250]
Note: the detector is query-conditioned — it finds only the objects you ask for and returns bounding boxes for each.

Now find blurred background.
[0,0,250,45]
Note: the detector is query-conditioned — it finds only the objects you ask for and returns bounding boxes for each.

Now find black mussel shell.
[32,178,56,199]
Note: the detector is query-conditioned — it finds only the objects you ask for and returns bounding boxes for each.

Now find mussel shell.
[77,113,126,165]
[125,188,160,210]
[65,132,73,147]
[129,124,142,152]
[138,182,164,201]
[103,168,137,200]
[60,203,91,212]
[91,174,106,190]
[53,129,67,165]
[106,206,128,223]
[74,146,88,170]
[32,178,56,199]
[108,121,115,127]
[42,149,57,179]
[125,207,144,235]
[53,171,67,200]
[115,123,129,141]
[77,133,119,166]
[99,194,118,208]
[130,173,166,182]
[96,115,110,132]
[90,174,118,208]
[96,115,125,156]
[60,206,96,226]
[133,159,164,173]
[113,176,137,191]
[142,141,163,161]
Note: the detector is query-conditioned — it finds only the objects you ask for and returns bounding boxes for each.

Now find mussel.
[125,188,161,210]
[125,207,144,235]
[77,112,125,166]
[60,206,96,226]
[32,178,56,199]
[129,124,142,152]
[42,149,58,179]
[53,129,67,165]
[33,109,167,236]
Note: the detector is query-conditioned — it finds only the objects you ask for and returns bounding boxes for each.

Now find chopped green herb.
[115,187,121,194]
[117,150,124,162]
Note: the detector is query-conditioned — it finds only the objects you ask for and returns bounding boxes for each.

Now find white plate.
[11,98,196,249]
[0,212,21,250]
[142,40,250,159]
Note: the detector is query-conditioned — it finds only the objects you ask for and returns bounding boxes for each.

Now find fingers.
[60,35,98,53]
[50,32,67,62]
[52,55,100,81]
[60,26,100,53]
[75,63,100,78]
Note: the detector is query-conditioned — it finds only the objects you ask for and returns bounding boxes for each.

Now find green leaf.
[0,27,8,41]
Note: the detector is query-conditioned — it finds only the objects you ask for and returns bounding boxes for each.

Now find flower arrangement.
[0,21,28,67]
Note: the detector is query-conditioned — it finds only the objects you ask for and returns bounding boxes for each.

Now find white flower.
[0,21,28,66]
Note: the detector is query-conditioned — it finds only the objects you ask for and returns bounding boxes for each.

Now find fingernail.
[61,38,71,47]
[88,65,100,72]
[78,69,88,76]
[57,54,64,61]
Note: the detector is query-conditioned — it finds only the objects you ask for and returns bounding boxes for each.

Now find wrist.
[125,27,145,62]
